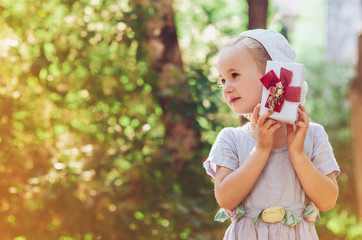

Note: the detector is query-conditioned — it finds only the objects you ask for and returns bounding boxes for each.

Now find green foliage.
[0,0,171,239]
[325,208,362,239]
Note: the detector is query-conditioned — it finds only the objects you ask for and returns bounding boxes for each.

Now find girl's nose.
[224,82,234,93]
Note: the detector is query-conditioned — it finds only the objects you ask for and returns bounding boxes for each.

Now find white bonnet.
[239,29,296,63]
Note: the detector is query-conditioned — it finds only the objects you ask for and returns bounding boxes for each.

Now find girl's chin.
[232,108,253,115]
[233,112,245,115]
[229,104,255,115]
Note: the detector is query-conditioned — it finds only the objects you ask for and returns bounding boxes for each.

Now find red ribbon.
[259,67,301,113]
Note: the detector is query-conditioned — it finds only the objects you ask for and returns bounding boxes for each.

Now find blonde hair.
[222,36,272,74]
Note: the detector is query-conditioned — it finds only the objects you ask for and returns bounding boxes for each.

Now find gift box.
[259,61,306,124]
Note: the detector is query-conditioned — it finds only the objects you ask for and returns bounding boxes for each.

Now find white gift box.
[259,61,306,124]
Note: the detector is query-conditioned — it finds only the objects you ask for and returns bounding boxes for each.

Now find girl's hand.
[287,104,309,157]
[250,104,281,152]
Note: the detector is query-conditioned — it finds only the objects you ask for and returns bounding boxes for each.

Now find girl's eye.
[231,73,239,78]
[220,79,225,84]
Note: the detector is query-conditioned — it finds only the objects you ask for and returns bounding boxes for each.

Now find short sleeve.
[311,124,340,177]
[203,128,239,179]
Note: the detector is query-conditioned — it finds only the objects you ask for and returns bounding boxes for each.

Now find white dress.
[203,122,340,240]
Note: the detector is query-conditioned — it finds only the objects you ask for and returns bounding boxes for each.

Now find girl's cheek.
[222,93,228,102]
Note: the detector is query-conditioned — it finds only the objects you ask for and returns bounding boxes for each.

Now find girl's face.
[218,46,264,115]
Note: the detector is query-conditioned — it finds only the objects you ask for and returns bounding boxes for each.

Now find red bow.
[259,67,301,112]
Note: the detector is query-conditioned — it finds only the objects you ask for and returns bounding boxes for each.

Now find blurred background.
[0,0,361,239]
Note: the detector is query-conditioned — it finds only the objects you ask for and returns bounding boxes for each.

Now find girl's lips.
[230,97,241,103]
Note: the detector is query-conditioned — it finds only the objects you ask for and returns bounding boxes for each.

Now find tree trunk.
[248,0,268,29]
[133,0,202,173]
[350,33,362,218]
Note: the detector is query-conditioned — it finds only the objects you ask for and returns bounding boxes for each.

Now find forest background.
[0,0,361,239]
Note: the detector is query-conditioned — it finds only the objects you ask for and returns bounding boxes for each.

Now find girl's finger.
[258,109,274,127]
[269,123,281,133]
[298,109,304,122]
[299,104,307,112]
[252,103,261,124]
[298,109,309,124]
[295,121,307,129]
[264,119,277,129]
[300,105,309,121]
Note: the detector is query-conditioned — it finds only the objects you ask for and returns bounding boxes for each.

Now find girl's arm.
[214,105,281,210]
[289,152,338,212]
[287,105,339,212]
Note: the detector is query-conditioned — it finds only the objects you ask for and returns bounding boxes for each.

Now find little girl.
[203,29,340,239]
